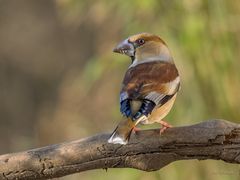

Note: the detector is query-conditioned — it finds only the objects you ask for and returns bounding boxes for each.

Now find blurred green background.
[0,0,240,179]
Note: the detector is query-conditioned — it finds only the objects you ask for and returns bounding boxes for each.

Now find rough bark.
[0,119,240,180]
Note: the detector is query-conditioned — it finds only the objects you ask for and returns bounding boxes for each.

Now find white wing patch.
[145,76,180,105]
[166,76,180,94]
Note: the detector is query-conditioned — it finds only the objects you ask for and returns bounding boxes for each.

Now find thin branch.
[0,119,240,180]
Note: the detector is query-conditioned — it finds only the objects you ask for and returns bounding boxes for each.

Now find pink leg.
[133,126,141,133]
[159,120,172,135]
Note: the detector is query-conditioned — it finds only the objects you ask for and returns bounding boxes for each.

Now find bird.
[108,33,180,145]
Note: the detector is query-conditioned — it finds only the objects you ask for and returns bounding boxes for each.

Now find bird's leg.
[159,120,172,128]
[133,126,141,133]
[159,120,172,135]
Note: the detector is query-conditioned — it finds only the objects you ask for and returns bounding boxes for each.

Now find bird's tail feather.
[108,118,135,145]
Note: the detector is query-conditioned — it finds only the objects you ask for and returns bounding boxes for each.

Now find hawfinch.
[108,33,180,144]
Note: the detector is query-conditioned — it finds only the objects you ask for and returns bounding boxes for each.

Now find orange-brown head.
[113,33,173,65]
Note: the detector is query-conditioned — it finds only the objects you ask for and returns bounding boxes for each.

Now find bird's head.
[113,33,173,64]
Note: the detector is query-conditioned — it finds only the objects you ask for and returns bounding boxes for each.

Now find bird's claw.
[159,120,172,135]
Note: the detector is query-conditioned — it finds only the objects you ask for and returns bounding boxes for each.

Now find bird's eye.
[137,39,145,45]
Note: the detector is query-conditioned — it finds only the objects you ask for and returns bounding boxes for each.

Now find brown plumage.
[122,61,179,98]
[128,32,166,44]
[108,33,180,144]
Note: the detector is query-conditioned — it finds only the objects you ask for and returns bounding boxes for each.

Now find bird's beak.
[113,39,135,57]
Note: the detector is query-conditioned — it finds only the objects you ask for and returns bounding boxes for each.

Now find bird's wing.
[120,61,180,117]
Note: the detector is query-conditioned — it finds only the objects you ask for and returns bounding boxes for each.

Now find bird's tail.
[108,118,135,145]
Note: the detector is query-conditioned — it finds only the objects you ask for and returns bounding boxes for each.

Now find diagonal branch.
[0,119,240,180]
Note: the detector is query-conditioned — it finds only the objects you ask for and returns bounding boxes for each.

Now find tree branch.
[0,119,240,180]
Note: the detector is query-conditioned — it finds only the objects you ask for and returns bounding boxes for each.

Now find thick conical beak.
[113,39,135,57]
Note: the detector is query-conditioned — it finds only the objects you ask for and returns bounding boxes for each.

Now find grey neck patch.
[129,55,173,68]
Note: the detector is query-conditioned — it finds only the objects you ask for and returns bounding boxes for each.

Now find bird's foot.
[160,126,169,134]
[159,120,172,135]
[133,126,141,133]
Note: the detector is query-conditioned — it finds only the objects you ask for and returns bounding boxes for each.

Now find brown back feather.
[122,61,179,99]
